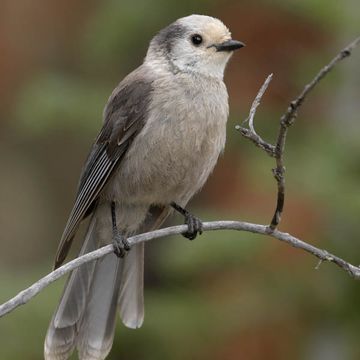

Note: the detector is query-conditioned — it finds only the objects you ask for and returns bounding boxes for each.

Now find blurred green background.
[0,0,360,359]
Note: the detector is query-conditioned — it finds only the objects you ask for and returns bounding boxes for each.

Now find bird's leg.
[171,202,203,240]
[111,201,130,257]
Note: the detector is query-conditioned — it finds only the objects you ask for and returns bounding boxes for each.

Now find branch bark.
[1,220,360,318]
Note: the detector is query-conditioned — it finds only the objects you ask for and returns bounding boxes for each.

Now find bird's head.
[146,14,244,79]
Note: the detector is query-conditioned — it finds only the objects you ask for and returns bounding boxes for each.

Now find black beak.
[214,39,245,52]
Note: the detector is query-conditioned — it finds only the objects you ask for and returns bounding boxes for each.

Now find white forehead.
[177,14,231,39]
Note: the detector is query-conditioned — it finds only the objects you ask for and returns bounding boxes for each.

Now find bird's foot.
[183,213,203,240]
[171,202,203,240]
[112,231,130,258]
[111,200,130,257]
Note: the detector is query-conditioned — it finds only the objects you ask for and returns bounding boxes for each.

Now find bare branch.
[236,37,360,230]
[248,73,273,135]
[270,36,360,229]
[1,221,360,318]
[236,126,275,156]
[280,36,360,130]
[236,74,275,157]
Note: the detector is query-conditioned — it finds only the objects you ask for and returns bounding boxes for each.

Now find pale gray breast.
[109,71,229,205]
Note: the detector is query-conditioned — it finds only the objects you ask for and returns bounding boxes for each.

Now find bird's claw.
[183,214,203,240]
[170,202,203,241]
[113,233,130,258]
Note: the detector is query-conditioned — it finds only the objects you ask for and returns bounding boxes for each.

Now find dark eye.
[191,34,203,46]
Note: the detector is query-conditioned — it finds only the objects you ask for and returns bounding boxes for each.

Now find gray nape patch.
[155,23,187,53]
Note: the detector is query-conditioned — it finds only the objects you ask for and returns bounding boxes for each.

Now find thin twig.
[236,74,275,157]
[270,36,360,229]
[269,36,360,229]
[248,73,273,134]
[280,36,360,130]
[236,126,275,156]
[237,37,360,229]
[1,221,360,318]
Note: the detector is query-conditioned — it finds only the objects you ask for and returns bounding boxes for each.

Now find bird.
[44,14,244,360]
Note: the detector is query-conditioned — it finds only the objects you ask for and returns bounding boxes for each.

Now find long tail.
[44,215,145,360]
[44,205,170,360]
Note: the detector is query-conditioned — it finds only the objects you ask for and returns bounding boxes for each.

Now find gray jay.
[44,14,244,360]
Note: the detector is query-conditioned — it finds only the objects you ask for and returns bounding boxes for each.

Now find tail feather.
[44,323,76,360]
[45,204,171,360]
[117,205,171,329]
[54,218,98,328]
[118,242,144,328]
[45,216,98,359]
[77,254,123,360]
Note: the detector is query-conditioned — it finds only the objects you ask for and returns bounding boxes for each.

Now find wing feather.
[54,71,153,268]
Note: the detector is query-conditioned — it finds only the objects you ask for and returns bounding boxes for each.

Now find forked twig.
[236,74,275,157]
[238,36,360,229]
